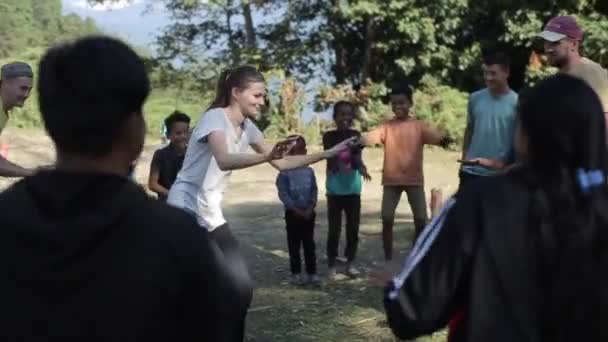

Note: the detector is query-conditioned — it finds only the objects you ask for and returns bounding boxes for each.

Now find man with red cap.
[538,15,608,114]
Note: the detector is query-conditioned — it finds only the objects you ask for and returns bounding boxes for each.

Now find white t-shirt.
[167,107,264,230]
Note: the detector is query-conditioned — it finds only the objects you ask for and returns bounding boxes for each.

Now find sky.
[61,0,169,48]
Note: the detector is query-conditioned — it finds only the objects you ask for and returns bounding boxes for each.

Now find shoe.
[345,263,361,277]
[289,273,303,285]
[307,274,321,285]
[327,267,337,281]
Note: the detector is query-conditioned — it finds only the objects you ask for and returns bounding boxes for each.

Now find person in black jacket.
[383,74,608,342]
[0,36,226,341]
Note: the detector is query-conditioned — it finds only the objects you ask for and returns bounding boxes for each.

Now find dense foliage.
[12,0,608,145]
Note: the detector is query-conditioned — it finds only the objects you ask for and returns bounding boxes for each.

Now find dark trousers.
[326,194,361,266]
[458,170,483,193]
[209,224,253,342]
[285,210,317,275]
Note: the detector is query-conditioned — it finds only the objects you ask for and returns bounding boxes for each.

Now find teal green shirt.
[326,169,362,195]
[463,88,518,176]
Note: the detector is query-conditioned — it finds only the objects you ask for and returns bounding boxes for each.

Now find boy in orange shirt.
[362,87,453,261]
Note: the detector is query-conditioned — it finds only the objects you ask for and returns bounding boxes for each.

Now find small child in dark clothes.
[323,101,371,280]
[276,135,320,285]
[148,111,190,201]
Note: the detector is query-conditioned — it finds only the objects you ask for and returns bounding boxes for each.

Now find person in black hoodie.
[383,74,608,342]
[0,36,226,341]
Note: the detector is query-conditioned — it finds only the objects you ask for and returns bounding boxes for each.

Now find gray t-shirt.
[167,107,264,230]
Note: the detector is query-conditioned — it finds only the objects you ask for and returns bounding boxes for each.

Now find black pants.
[326,194,361,266]
[210,224,253,342]
[458,170,483,193]
[285,210,317,275]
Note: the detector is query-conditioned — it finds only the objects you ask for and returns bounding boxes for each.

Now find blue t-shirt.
[463,88,518,176]
[326,170,362,195]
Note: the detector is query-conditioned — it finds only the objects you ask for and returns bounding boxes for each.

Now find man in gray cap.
[0,61,35,176]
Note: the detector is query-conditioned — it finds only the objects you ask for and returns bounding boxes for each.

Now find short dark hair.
[38,35,150,157]
[482,52,511,71]
[285,134,306,154]
[390,86,413,103]
[164,110,191,135]
[332,101,356,120]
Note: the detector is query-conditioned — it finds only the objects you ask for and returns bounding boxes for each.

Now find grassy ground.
[0,128,462,341]
[219,145,460,342]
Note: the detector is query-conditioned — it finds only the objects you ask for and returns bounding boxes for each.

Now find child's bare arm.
[360,162,372,181]
[148,164,169,196]
[361,124,386,146]
[422,124,454,149]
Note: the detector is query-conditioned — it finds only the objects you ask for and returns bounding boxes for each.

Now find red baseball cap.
[537,15,583,42]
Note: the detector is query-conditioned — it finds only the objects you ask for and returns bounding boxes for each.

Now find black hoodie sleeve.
[383,189,481,340]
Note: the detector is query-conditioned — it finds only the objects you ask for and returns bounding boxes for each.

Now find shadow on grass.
[222,200,429,342]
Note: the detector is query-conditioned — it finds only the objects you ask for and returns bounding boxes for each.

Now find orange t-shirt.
[366,118,440,186]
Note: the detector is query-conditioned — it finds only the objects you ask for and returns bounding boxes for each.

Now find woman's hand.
[265,138,297,161]
[468,157,505,170]
[327,137,357,157]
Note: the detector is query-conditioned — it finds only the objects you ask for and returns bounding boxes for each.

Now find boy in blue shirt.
[460,52,518,189]
[276,135,320,285]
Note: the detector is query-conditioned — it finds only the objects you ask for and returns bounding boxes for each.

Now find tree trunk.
[242,0,256,48]
[330,0,346,84]
[362,16,375,83]
[224,0,239,64]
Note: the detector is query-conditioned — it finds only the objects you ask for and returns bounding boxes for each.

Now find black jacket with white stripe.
[384,170,545,342]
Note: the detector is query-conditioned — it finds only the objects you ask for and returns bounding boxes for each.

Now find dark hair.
[38,36,149,157]
[519,74,608,341]
[208,65,264,110]
[164,110,191,136]
[482,51,510,71]
[333,101,356,120]
[285,134,306,154]
[390,86,413,103]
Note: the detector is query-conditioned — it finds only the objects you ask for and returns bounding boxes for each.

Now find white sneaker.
[307,274,321,285]
[346,263,361,277]
[289,274,303,285]
[327,267,337,281]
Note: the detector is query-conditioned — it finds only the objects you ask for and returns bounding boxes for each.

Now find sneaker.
[307,274,321,285]
[345,263,361,277]
[327,267,337,281]
[289,273,303,285]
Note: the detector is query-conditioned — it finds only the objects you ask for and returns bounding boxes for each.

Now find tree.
[32,0,62,43]
[0,0,36,57]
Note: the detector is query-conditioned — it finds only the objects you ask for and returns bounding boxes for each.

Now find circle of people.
[0,14,606,342]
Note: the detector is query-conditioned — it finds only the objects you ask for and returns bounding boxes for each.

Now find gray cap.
[1,62,33,80]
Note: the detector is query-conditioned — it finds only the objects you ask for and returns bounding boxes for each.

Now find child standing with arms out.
[362,87,453,261]
[148,111,191,201]
[276,135,320,285]
[323,101,371,279]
